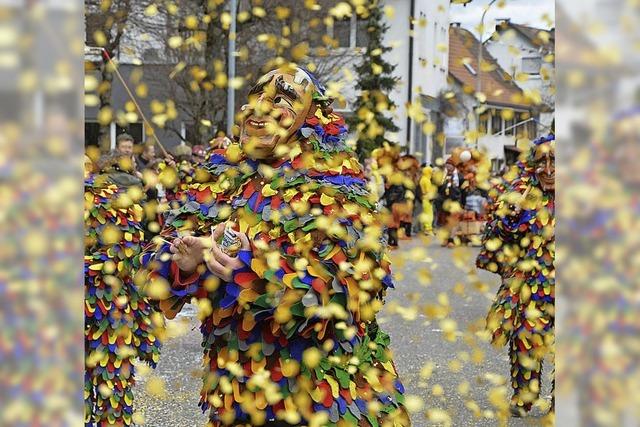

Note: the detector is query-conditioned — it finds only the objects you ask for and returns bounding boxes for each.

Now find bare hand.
[169,235,208,274]
[204,223,251,282]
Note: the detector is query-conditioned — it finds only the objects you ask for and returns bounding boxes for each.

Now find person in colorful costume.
[143,66,408,427]
[395,155,419,239]
[476,135,555,417]
[418,165,436,235]
[372,144,401,248]
[84,153,161,426]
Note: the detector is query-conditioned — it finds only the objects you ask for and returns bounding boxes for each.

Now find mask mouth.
[537,172,555,188]
[246,118,268,129]
[243,116,274,134]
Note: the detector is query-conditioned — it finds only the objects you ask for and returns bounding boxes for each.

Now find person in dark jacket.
[383,181,406,248]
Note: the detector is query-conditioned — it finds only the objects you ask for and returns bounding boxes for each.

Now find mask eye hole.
[274,96,292,108]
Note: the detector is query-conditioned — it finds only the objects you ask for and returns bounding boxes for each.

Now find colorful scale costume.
[476,135,555,412]
[84,171,161,426]
[144,68,408,426]
[161,159,197,204]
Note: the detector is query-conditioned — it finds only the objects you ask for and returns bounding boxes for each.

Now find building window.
[116,123,144,144]
[185,122,198,144]
[504,117,516,136]
[85,13,104,45]
[527,117,537,137]
[413,119,429,159]
[333,18,351,47]
[85,121,101,147]
[479,112,489,134]
[515,112,533,138]
[331,16,368,48]
[522,57,542,75]
[491,158,503,173]
[356,18,369,47]
[445,136,464,156]
[491,110,502,135]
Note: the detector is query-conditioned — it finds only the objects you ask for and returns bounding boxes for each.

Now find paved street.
[134,237,553,426]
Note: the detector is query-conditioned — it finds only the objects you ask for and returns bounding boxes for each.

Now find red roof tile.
[448,25,530,109]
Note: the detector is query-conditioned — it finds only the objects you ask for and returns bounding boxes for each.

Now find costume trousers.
[387,227,398,247]
[508,334,554,410]
[421,199,434,233]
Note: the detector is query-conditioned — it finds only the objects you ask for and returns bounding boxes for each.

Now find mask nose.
[254,93,272,118]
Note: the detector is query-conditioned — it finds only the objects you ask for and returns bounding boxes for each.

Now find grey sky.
[451,0,555,39]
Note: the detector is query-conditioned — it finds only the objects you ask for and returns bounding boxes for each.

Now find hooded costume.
[419,166,436,234]
[476,135,555,415]
[84,159,161,426]
[143,67,408,426]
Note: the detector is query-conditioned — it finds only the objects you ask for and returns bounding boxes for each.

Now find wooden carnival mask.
[239,67,315,160]
[533,141,555,192]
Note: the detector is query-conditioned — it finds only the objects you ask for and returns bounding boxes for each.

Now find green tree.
[348,1,399,160]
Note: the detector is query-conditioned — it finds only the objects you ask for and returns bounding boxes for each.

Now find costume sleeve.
[140,186,220,318]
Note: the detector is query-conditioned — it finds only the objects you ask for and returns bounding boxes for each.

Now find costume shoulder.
[160,148,257,235]
[85,172,146,254]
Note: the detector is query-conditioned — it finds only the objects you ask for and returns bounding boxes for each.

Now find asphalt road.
[134,236,553,426]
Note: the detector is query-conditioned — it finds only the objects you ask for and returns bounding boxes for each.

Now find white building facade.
[384,0,451,164]
[484,20,555,132]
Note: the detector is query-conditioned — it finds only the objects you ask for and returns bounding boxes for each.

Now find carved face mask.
[533,142,555,192]
[239,68,315,160]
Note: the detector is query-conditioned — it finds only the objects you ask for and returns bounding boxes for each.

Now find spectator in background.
[464,187,488,218]
[116,133,143,179]
[437,162,461,224]
[419,164,437,235]
[116,133,135,158]
[192,145,206,164]
[437,161,463,246]
[430,163,445,227]
[137,143,157,171]
[173,142,193,163]
[96,150,142,188]
[383,179,406,248]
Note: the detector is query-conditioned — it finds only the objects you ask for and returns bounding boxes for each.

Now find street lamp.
[226,0,238,136]
[475,0,498,148]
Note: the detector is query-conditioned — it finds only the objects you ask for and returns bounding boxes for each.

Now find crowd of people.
[83,65,555,426]
[366,144,492,249]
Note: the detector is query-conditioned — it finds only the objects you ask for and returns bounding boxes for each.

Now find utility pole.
[475,0,498,148]
[226,0,237,136]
